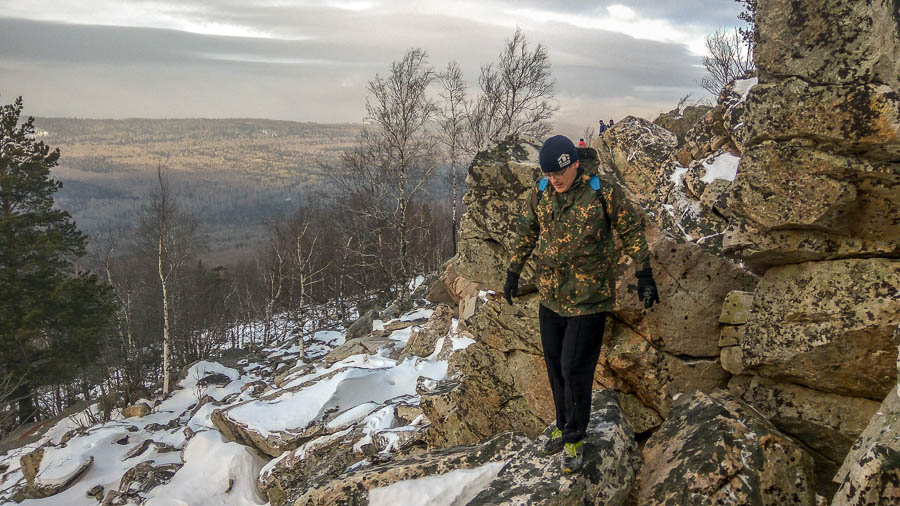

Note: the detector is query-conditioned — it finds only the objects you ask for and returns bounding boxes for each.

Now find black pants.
[539,304,606,444]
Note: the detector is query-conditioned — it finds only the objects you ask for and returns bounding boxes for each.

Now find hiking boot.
[542,427,564,455]
[561,440,583,473]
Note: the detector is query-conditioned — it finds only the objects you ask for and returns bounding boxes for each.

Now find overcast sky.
[0,1,744,131]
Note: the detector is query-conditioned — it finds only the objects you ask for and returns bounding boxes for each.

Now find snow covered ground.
[0,293,486,505]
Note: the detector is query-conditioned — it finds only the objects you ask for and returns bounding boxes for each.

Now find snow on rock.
[143,430,268,506]
[179,361,240,389]
[11,424,173,504]
[732,76,758,102]
[401,308,433,321]
[701,152,740,184]
[669,164,689,187]
[214,358,447,456]
[33,450,93,491]
[353,405,397,452]
[293,432,527,504]
[408,275,427,291]
[451,335,476,351]
[326,402,381,431]
[368,461,505,506]
[248,360,443,434]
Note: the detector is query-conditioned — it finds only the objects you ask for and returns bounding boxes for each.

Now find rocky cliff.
[428,0,899,503]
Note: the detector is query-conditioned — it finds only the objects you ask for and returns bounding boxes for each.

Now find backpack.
[537,173,611,231]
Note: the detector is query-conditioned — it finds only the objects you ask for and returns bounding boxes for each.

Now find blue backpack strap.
[590,175,612,231]
[537,177,549,191]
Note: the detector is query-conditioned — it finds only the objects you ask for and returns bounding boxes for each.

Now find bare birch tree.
[437,60,469,253]
[139,165,198,396]
[330,48,438,298]
[468,27,557,151]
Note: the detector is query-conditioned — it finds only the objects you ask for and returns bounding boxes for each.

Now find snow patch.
[701,152,740,184]
[368,461,506,506]
[327,402,381,430]
[227,359,447,438]
[401,308,433,321]
[143,430,267,506]
[353,405,397,452]
[669,165,689,187]
[732,77,758,101]
[451,336,476,351]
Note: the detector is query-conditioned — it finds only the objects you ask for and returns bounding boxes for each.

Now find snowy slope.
[0,295,480,505]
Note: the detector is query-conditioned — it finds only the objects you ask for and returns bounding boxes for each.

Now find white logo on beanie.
[557,153,570,168]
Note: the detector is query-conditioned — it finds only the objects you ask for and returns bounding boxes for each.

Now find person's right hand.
[504,271,520,304]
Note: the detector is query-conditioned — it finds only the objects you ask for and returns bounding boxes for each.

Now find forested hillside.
[35,117,362,262]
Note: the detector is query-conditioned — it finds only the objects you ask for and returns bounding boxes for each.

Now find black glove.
[504,271,520,304]
[636,266,660,309]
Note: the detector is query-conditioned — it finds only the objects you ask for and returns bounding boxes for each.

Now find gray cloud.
[0,0,738,126]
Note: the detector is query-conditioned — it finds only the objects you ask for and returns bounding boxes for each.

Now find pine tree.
[0,96,114,424]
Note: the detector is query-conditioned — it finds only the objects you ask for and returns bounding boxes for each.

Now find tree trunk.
[451,160,458,255]
[15,383,35,425]
[159,233,171,397]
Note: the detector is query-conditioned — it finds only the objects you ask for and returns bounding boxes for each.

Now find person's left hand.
[636,267,660,309]
[504,271,520,304]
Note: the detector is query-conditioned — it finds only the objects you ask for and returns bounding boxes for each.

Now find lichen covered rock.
[635,390,816,505]
[469,390,640,506]
[740,258,900,398]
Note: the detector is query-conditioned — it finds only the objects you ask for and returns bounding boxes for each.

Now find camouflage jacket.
[508,169,650,316]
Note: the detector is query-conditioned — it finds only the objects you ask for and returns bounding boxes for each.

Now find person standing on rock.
[503,135,659,473]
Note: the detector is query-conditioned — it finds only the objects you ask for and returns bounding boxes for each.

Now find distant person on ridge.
[597,120,607,134]
[503,135,659,473]
[608,119,614,128]
[577,138,587,148]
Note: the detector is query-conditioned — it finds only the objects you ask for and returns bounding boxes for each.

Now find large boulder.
[345,309,377,340]
[400,303,453,359]
[456,136,541,290]
[323,335,393,366]
[723,220,900,274]
[743,80,900,159]
[676,76,755,166]
[103,461,181,505]
[833,357,900,506]
[19,446,93,499]
[832,444,900,506]
[729,374,880,488]
[754,0,900,88]
[728,143,899,239]
[613,227,758,357]
[740,258,900,398]
[652,104,712,147]
[469,390,640,506]
[593,116,678,200]
[600,319,730,419]
[212,389,326,457]
[258,426,367,506]
[418,333,546,447]
[634,390,816,505]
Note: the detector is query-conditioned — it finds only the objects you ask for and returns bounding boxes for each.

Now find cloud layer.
[0,1,744,131]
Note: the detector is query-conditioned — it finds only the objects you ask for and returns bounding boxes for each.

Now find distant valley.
[35,117,363,263]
